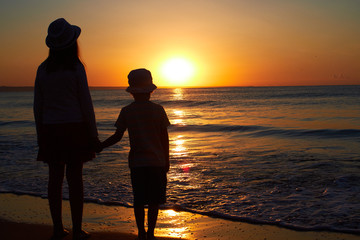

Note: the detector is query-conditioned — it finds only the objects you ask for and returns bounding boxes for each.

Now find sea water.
[1,86,359,234]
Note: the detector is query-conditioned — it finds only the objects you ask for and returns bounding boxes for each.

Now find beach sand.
[0,193,358,240]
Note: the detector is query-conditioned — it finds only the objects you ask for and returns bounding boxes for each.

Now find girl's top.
[33,62,98,140]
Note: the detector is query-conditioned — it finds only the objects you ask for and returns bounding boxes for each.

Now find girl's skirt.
[37,122,95,164]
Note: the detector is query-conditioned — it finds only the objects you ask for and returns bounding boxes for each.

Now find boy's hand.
[101,129,124,149]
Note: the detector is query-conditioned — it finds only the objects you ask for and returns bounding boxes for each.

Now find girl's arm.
[77,64,98,138]
[33,70,43,145]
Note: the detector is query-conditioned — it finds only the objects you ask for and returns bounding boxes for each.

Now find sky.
[0,0,359,87]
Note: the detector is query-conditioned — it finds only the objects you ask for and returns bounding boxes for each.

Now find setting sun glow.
[1,1,360,87]
[160,58,195,86]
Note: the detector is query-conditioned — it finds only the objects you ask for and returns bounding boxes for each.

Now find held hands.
[91,130,124,154]
[91,137,103,153]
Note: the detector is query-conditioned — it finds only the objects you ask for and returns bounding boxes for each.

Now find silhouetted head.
[126,68,157,94]
[44,18,82,72]
[46,18,81,50]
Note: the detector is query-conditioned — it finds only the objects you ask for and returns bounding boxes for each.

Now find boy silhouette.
[101,68,170,240]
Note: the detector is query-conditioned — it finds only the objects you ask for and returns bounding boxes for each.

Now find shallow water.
[1,86,360,233]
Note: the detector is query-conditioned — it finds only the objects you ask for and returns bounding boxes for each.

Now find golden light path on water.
[170,88,191,171]
[173,137,186,155]
[172,88,184,100]
[172,110,185,125]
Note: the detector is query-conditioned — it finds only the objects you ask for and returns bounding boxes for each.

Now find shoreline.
[1,193,359,240]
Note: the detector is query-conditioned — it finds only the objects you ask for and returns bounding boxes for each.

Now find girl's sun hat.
[46,18,81,50]
[126,68,157,93]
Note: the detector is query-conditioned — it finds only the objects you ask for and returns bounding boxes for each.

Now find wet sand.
[0,193,358,240]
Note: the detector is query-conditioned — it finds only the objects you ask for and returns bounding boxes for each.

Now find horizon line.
[1,84,360,89]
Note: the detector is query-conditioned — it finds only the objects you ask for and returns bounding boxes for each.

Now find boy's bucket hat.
[46,18,81,50]
[126,68,157,93]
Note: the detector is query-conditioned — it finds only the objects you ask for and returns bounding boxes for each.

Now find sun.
[160,58,195,86]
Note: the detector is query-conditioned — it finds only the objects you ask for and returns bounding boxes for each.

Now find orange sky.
[0,0,359,87]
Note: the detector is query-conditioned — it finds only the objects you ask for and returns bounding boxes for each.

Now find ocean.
[0,86,359,234]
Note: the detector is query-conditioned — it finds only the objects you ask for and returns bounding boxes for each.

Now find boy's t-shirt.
[115,101,170,168]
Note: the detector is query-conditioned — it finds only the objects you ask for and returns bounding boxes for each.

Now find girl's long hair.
[44,42,82,73]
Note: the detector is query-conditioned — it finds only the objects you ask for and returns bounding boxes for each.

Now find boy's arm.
[101,129,125,149]
[161,128,170,172]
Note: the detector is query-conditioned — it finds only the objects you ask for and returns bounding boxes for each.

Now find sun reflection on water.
[171,88,186,125]
[170,134,199,188]
[172,109,185,125]
[172,88,184,101]
[173,137,186,154]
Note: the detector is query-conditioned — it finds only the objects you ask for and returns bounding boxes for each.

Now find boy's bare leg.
[134,205,146,240]
[147,204,159,239]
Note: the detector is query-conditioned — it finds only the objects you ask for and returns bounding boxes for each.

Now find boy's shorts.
[130,167,167,206]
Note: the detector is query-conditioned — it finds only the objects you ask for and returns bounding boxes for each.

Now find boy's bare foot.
[135,230,146,240]
[73,230,91,240]
[147,237,158,240]
[49,228,70,240]
[147,232,158,240]
[135,235,146,240]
